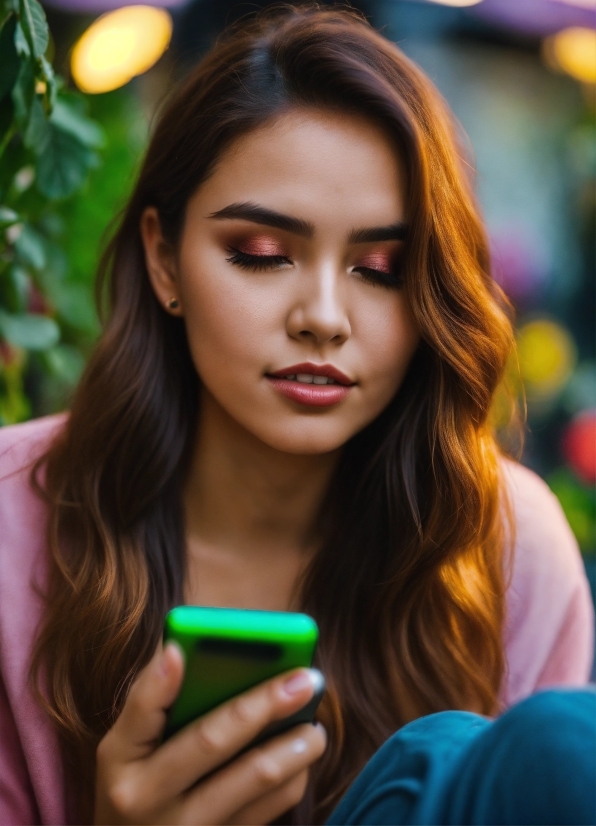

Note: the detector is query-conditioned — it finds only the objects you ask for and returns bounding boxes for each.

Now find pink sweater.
[0,416,593,825]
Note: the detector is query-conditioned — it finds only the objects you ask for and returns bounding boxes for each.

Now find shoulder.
[0,416,68,825]
[0,415,66,576]
[500,458,594,705]
[0,413,66,478]
[501,459,585,591]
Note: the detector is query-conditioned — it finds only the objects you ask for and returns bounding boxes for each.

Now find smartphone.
[163,606,325,742]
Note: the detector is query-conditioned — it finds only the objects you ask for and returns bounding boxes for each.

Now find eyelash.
[225,248,291,271]
[225,248,403,288]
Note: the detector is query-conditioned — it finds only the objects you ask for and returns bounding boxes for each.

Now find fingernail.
[283,669,317,696]
[291,738,308,754]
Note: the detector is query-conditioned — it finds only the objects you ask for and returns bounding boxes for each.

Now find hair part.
[32,4,517,822]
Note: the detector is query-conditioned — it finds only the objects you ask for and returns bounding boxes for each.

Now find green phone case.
[163,606,319,738]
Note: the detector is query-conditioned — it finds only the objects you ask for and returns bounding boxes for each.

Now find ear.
[140,207,183,315]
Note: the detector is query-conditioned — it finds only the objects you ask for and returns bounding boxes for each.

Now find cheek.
[178,249,276,373]
[355,293,419,393]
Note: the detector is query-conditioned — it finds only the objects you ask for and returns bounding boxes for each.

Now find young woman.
[0,5,593,825]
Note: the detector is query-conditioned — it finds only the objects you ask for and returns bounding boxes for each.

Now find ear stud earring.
[166,297,180,310]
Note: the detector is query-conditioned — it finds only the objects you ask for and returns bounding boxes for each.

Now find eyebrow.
[209,202,314,238]
[209,201,408,244]
[348,223,408,244]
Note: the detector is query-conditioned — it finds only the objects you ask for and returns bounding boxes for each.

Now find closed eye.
[352,265,403,289]
[225,248,292,271]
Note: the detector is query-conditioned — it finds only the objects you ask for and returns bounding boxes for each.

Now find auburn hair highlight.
[31,5,516,822]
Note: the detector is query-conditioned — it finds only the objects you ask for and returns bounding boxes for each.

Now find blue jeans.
[326,688,596,825]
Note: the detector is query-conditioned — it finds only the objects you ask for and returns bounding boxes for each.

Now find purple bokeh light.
[469,0,595,38]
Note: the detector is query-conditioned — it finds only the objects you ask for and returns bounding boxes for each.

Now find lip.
[267,362,354,386]
[266,363,355,408]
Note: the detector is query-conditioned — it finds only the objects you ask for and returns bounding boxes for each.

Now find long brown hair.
[31,5,516,822]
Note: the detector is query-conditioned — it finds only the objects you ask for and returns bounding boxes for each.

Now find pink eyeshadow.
[237,236,288,256]
[357,252,394,273]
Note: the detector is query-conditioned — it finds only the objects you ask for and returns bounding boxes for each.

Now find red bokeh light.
[562,410,596,485]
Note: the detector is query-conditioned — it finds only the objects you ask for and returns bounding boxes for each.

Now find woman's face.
[145,109,420,455]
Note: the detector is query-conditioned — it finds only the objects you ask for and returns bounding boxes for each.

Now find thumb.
[111,641,185,761]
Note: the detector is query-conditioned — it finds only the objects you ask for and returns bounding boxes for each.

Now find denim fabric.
[326,689,596,826]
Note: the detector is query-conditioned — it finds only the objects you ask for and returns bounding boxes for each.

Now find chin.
[252,420,353,456]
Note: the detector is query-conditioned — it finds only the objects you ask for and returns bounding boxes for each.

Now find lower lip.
[267,377,352,407]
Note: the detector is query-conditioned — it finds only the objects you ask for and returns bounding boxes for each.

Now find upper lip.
[267,362,355,386]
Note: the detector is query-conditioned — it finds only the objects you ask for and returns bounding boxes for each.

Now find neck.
[182,391,340,607]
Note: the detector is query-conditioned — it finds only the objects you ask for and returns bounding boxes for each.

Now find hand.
[94,643,327,825]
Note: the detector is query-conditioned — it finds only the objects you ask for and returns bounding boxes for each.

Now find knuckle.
[229,694,258,728]
[106,778,139,819]
[252,751,284,788]
[193,720,225,756]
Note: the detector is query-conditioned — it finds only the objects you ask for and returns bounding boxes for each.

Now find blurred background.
[0,0,594,603]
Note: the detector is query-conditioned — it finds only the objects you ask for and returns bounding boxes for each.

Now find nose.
[285,264,351,347]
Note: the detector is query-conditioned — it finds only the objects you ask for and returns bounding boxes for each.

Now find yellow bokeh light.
[71,6,172,94]
[517,320,576,398]
[544,27,596,84]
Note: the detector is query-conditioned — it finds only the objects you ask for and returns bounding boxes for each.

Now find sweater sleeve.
[501,460,594,707]
[0,668,40,826]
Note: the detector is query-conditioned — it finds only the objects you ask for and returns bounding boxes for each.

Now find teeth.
[279,373,338,385]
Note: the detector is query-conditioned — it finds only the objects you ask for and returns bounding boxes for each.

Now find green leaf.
[0,205,18,227]
[14,222,46,268]
[35,122,97,198]
[13,19,28,56]
[39,54,56,110]
[0,0,19,26]
[51,98,104,148]
[18,0,47,59]
[51,281,97,333]
[0,15,19,100]
[0,136,26,198]
[43,342,84,383]
[3,263,29,311]
[0,309,59,349]
[0,95,14,148]
[11,58,34,129]
[23,93,48,148]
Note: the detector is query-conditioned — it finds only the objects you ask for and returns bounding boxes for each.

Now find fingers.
[141,669,322,805]
[103,642,185,762]
[182,722,327,825]
[228,770,310,825]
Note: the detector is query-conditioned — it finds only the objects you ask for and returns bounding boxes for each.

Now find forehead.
[188,108,407,231]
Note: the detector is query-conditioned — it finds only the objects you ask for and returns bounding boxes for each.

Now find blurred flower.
[71,5,172,94]
[517,319,577,401]
[491,228,549,305]
[562,410,596,484]
[543,27,596,84]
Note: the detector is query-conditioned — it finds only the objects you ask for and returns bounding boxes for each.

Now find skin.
[95,109,420,825]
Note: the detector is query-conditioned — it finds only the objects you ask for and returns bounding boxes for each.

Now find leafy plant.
[0,0,104,424]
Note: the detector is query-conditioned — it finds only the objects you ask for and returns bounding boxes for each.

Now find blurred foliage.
[0,0,144,423]
[547,467,596,558]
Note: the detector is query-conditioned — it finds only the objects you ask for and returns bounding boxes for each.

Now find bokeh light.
[425,0,483,6]
[516,319,577,399]
[543,27,596,84]
[562,410,596,485]
[71,5,172,94]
